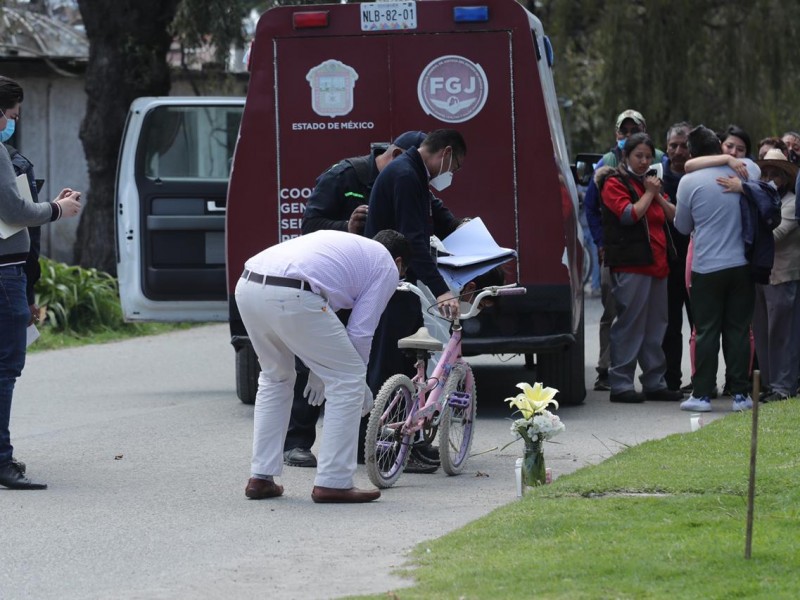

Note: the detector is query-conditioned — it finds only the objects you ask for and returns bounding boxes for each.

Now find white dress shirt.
[244,230,399,364]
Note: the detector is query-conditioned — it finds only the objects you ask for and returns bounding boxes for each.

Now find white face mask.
[429,151,454,191]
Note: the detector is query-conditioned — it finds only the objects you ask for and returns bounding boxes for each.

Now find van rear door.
[116,97,244,321]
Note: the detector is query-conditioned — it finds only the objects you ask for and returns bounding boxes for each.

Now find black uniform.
[301,153,378,234]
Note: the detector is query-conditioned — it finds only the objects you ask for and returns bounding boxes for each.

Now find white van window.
[141,105,243,181]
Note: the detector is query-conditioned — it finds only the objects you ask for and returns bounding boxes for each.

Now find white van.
[115,96,244,322]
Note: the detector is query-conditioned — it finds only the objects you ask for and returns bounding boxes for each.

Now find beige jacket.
[770,191,800,284]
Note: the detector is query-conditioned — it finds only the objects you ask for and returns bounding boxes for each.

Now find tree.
[73,0,251,272]
[74,0,181,272]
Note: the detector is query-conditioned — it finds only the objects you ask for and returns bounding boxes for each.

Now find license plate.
[360,1,417,31]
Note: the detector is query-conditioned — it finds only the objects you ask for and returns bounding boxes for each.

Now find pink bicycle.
[364,282,526,488]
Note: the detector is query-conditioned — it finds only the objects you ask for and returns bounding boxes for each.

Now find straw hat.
[757,148,799,181]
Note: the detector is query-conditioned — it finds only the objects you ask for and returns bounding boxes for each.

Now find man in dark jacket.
[660,122,693,392]
[282,131,427,469]
[302,131,427,236]
[364,129,465,472]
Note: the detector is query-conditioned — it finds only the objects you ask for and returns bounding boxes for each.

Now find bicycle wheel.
[439,362,476,475]
[364,374,415,488]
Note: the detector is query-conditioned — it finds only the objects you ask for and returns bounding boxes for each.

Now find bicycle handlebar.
[397,281,527,321]
[459,284,527,319]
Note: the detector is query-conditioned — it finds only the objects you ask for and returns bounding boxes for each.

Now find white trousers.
[235,278,366,489]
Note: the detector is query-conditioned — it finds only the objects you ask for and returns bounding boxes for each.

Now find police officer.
[283,131,427,468]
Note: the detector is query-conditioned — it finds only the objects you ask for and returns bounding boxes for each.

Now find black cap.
[392,131,427,150]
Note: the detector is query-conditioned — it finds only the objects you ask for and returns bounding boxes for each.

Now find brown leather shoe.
[311,485,380,504]
[245,478,284,499]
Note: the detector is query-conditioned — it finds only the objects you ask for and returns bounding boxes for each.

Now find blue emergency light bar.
[453,6,489,22]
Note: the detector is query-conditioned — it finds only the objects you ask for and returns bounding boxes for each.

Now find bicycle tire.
[364,374,415,489]
[439,362,476,475]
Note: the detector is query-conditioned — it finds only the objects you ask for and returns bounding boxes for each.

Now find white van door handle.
[206,201,226,213]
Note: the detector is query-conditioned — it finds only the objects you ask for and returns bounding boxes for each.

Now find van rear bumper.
[462,332,575,356]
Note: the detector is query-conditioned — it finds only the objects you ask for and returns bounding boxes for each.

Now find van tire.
[536,311,586,406]
[236,343,259,405]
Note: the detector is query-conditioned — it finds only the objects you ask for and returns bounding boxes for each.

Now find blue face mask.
[0,117,15,143]
[617,139,626,150]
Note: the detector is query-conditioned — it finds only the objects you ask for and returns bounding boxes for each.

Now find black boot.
[0,461,47,490]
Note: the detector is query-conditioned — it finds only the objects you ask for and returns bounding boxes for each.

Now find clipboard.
[0,174,36,239]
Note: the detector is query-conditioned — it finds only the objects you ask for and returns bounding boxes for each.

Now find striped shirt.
[244,230,399,364]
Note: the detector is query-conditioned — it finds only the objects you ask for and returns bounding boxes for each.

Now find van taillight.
[453,6,489,22]
[293,11,329,29]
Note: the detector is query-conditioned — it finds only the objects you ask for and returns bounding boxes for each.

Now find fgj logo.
[306,59,359,118]
[417,55,488,123]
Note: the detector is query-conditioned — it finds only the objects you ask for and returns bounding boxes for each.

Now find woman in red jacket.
[595,133,682,403]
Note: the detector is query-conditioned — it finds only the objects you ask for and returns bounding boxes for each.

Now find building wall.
[4,62,247,264]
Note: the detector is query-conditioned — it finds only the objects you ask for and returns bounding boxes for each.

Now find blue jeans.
[0,264,28,466]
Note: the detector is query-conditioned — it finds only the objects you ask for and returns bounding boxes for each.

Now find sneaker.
[593,370,610,392]
[403,449,439,474]
[760,391,788,403]
[680,395,712,412]
[411,444,440,466]
[609,390,645,403]
[644,388,684,401]
[685,386,719,399]
[732,394,753,412]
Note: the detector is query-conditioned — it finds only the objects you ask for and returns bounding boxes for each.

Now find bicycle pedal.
[397,327,443,351]
[447,391,471,409]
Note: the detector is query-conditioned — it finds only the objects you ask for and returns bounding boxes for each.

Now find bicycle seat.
[397,327,444,351]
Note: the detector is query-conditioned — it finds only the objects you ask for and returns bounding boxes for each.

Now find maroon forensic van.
[225,0,585,405]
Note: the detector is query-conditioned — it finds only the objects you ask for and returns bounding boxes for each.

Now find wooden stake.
[745,370,760,559]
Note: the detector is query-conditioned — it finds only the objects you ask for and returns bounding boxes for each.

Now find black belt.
[241,269,309,290]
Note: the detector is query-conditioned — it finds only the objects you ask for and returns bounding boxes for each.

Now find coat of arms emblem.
[305,60,359,118]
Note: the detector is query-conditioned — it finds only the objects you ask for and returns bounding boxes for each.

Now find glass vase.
[521,440,546,487]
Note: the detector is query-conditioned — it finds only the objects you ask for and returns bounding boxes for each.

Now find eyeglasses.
[619,126,641,136]
[452,153,462,173]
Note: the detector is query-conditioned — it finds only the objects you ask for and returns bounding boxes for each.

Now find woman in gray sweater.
[0,76,81,490]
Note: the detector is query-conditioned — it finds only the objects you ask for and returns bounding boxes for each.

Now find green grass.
[357,401,800,599]
[28,322,201,353]
[27,257,204,352]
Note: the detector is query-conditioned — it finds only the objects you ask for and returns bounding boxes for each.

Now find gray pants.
[753,281,800,396]
[609,272,668,394]
[597,265,617,371]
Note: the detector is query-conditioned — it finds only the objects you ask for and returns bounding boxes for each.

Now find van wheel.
[236,343,259,405]
[536,311,586,406]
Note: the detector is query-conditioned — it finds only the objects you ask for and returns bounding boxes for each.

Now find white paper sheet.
[435,217,515,267]
[0,175,36,239]
[26,324,40,347]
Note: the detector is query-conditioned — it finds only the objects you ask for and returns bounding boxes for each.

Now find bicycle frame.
[401,324,465,436]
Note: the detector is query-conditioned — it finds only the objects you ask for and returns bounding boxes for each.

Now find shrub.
[35,258,124,333]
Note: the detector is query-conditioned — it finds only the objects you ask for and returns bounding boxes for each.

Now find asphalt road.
[2,296,734,599]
